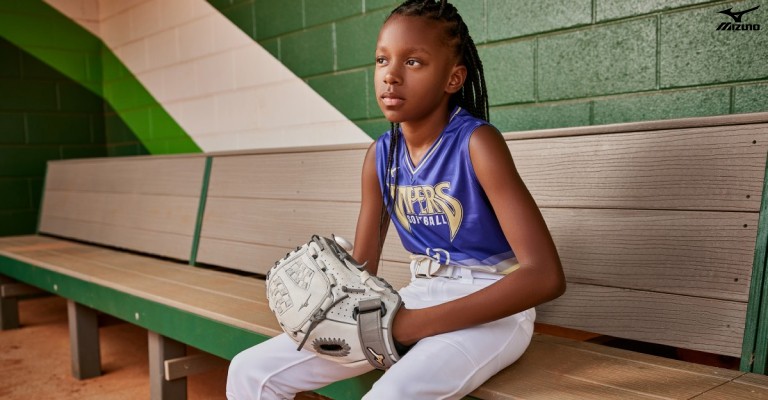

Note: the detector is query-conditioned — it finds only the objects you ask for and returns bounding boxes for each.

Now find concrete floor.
[0,295,325,400]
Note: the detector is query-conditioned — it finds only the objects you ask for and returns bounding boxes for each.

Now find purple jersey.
[376,107,517,272]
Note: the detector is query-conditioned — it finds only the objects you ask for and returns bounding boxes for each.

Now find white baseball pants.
[226,272,535,400]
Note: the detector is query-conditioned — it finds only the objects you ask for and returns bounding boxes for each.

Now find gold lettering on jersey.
[390,182,463,241]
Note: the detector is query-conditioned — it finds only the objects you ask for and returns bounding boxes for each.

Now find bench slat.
[39,157,207,261]
[40,217,195,261]
[207,150,365,202]
[45,156,206,196]
[511,123,768,211]
[198,198,359,272]
[540,208,758,302]
[205,196,758,303]
[538,282,746,357]
[376,259,745,357]
[474,334,743,400]
[41,191,199,236]
[0,244,280,336]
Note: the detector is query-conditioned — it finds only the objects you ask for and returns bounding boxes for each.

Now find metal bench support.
[1,275,48,330]
[67,300,102,379]
[149,331,187,400]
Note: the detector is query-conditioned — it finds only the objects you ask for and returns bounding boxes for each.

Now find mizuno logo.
[367,347,385,366]
[298,295,311,310]
[718,6,759,22]
[716,5,761,31]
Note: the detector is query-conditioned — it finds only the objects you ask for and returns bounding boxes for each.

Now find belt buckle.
[414,257,443,278]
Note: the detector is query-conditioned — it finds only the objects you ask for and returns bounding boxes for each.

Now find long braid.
[378,0,488,259]
[379,122,399,254]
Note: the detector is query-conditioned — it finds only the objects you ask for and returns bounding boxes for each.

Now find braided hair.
[378,0,489,254]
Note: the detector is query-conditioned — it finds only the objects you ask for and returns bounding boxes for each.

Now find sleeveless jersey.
[375,107,516,272]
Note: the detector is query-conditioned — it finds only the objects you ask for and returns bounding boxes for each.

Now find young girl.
[227,1,565,398]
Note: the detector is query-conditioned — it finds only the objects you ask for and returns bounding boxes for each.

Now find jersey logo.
[390,182,463,241]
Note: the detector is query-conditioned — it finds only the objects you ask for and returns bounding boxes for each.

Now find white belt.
[409,255,506,282]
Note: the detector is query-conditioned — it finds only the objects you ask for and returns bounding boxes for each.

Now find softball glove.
[266,235,406,370]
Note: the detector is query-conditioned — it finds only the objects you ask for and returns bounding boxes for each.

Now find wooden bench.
[2,112,768,399]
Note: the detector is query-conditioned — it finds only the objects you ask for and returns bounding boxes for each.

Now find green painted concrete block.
[149,106,187,140]
[222,2,257,40]
[280,25,334,77]
[0,147,60,177]
[107,143,150,157]
[0,80,58,111]
[0,211,37,236]
[596,0,712,22]
[452,0,487,44]
[305,0,362,28]
[365,0,400,12]
[660,2,768,88]
[20,51,68,79]
[0,39,21,78]
[366,66,386,119]
[538,17,656,101]
[488,0,591,41]
[479,40,535,106]
[308,70,369,120]
[734,83,768,114]
[356,118,391,139]
[101,49,129,82]
[26,114,95,144]
[490,101,592,132]
[58,82,104,112]
[255,0,303,39]
[593,87,731,125]
[258,37,280,59]
[0,179,30,210]
[26,48,99,89]
[61,144,108,159]
[29,178,42,209]
[336,10,389,70]
[150,138,202,155]
[104,78,155,110]
[0,113,25,144]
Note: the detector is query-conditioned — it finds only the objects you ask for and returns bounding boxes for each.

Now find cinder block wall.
[209,0,768,136]
[1,0,766,236]
[0,37,108,235]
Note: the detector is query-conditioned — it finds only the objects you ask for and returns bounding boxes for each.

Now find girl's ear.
[446,64,467,94]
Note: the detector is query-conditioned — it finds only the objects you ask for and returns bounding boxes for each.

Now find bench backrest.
[196,146,368,271]
[39,155,207,261]
[197,113,768,359]
[35,112,768,360]
[511,116,768,358]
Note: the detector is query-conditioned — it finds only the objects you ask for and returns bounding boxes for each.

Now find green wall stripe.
[190,157,213,265]
[744,151,768,373]
[0,0,201,155]
[0,0,101,94]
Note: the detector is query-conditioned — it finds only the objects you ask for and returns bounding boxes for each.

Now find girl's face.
[374,15,466,125]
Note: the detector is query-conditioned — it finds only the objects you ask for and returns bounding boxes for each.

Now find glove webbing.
[357,298,397,370]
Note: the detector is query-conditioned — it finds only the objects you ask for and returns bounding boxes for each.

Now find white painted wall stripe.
[45,0,374,152]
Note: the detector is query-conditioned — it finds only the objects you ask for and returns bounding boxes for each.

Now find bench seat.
[0,235,279,359]
[4,234,768,399]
